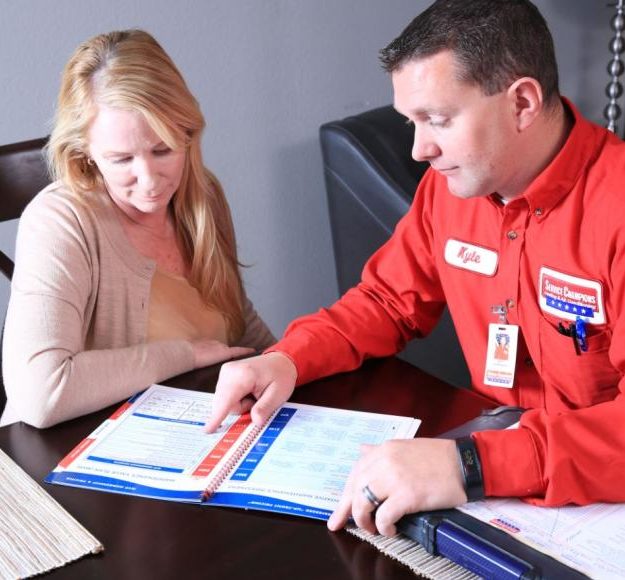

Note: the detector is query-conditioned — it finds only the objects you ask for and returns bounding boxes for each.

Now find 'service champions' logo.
[538,267,605,324]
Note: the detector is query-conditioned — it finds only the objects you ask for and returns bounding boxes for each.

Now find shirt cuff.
[148,339,196,380]
[264,333,327,386]
[472,427,545,498]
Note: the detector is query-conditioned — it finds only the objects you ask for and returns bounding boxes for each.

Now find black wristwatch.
[455,436,485,501]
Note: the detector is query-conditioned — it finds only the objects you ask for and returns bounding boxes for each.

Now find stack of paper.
[459,498,625,579]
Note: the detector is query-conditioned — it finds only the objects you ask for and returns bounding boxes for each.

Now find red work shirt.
[272,100,625,506]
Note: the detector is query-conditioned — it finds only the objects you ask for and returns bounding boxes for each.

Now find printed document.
[46,384,420,520]
[459,498,625,579]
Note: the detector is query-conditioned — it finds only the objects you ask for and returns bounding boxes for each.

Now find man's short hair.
[380,0,560,107]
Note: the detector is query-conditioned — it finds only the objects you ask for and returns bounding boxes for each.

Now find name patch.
[444,239,498,276]
[538,267,605,324]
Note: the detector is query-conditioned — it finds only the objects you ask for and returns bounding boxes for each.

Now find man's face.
[392,50,520,200]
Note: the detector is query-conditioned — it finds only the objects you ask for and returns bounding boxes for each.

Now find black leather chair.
[0,137,49,279]
[0,137,50,414]
[320,106,470,388]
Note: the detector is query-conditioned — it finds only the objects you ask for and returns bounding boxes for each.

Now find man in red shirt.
[207,0,625,537]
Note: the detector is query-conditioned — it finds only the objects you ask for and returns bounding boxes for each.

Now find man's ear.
[506,77,543,132]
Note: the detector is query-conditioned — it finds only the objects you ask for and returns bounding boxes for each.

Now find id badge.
[483,323,518,388]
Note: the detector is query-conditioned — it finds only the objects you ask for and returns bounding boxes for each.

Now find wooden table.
[0,357,494,579]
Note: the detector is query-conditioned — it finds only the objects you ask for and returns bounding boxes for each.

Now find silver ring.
[362,484,382,508]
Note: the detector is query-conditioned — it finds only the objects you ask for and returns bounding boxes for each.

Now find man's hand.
[327,438,467,536]
[204,352,297,432]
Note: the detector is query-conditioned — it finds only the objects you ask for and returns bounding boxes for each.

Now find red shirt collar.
[504,98,609,219]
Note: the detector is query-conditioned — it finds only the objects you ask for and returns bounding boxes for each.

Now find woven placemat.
[0,448,103,579]
[347,525,479,579]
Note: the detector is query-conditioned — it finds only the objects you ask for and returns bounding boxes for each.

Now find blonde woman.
[1,30,274,428]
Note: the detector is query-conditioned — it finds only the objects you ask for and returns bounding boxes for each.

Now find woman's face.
[88,106,186,221]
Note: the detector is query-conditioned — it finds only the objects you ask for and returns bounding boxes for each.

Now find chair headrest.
[320,105,427,203]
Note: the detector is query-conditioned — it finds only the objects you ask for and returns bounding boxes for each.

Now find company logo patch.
[538,267,605,324]
[444,239,498,276]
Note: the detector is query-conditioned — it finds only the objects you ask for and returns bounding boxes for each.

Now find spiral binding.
[201,421,264,500]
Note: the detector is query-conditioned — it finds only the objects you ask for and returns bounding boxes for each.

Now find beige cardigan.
[1,184,274,428]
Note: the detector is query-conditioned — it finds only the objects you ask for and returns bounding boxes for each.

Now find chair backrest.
[0,137,50,280]
[0,138,50,218]
[320,106,427,293]
[0,137,50,416]
[319,105,470,388]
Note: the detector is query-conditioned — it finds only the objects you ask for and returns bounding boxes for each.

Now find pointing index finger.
[205,383,246,433]
[204,400,232,433]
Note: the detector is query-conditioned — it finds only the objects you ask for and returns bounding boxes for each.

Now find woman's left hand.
[190,339,254,369]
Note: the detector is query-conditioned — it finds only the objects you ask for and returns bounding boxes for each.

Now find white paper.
[459,498,625,579]
[46,385,255,501]
[211,401,420,517]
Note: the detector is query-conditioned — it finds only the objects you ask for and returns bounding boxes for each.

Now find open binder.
[46,384,420,520]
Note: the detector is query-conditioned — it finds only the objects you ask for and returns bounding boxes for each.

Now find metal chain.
[605,0,625,132]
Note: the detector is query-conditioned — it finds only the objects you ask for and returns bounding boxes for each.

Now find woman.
[1,30,275,428]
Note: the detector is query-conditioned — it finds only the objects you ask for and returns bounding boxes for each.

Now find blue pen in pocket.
[575,316,588,353]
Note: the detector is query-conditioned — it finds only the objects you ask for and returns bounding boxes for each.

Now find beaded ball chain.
[605,0,625,133]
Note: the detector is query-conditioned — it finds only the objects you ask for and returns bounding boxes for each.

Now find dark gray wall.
[0,2,618,374]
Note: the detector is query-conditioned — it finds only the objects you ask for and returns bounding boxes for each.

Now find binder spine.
[435,520,536,579]
[202,423,263,500]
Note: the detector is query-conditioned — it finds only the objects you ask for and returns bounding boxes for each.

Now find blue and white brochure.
[46,384,420,521]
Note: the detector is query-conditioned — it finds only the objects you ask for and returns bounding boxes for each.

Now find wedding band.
[361,484,382,508]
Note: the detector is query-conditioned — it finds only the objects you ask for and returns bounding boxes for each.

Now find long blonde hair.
[46,29,245,341]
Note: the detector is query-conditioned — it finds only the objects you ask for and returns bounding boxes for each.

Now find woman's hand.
[190,339,255,369]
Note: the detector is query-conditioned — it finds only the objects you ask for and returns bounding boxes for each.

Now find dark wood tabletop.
[0,357,494,580]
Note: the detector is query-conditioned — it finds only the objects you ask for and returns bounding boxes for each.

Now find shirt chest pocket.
[537,316,620,410]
